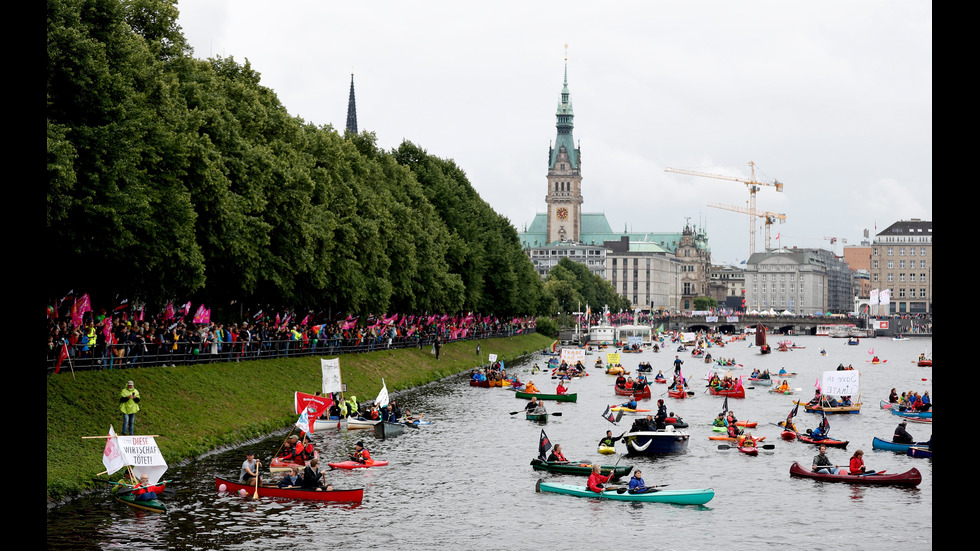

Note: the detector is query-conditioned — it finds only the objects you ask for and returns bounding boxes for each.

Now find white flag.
[101,425,125,477]
[375,379,389,409]
[321,358,343,395]
[869,289,879,305]
[879,289,891,306]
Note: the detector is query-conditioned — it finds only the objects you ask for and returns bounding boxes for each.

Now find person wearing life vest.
[132,473,166,502]
[299,443,316,463]
[547,444,568,463]
[349,441,372,464]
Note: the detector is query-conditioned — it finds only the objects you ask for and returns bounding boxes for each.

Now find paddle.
[617,484,669,494]
[717,444,776,450]
[510,410,562,416]
[253,461,261,499]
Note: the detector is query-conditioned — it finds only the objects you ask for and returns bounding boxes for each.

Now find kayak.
[917,360,932,367]
[613,385,652,400]
[738,444,759,456]
[374,421,414,440]
[529,458,633,478]
[789,462,922,487]
[709,435,767,442]
[112,490,167,513]
[890,408,932,419]
[514,390,578,402]
[879,400,896,410]
[735,421,758,428]
[536,480,714,505]
[469,379,490,388]
[526,411,549,422]
[215,476,363,502]
[871,436,931,453]
[795,401,862,415]
[611,406,650,413]
[796,432,849,448]
[327,459,389,470]
[708,386,745,399]
[748,378,773,386]
[667,388,690,399]
[597,445,616,455]
[780,430,797,441]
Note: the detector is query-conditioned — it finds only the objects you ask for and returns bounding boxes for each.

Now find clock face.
[556,207,569,220]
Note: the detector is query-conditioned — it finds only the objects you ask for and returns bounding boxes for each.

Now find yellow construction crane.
[665,161,784,256]
[707,202,786,252]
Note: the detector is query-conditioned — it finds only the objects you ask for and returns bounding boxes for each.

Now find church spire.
[550,46,578,170]
[345,73,358,135]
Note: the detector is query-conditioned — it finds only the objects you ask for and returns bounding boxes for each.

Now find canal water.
[47,335,933,550]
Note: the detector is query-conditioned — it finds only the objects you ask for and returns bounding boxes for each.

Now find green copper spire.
[549,50,579,170]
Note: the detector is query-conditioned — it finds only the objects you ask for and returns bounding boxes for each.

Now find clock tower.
[545,51,583,244]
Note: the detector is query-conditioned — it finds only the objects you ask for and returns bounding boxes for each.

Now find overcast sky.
[176,1,931,266]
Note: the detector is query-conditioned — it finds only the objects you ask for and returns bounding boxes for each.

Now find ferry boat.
[615,324,653,346]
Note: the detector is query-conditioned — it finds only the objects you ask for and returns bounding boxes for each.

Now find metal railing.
[46,327,534,374]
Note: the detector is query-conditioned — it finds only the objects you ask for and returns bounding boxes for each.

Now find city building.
[517,56,710,312]
[744,247,854,315]
[869,219,932,315]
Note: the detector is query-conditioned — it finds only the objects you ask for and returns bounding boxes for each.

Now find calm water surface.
[47,335,933,550]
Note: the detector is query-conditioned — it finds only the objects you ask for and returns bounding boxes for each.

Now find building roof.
[518,212,683,254]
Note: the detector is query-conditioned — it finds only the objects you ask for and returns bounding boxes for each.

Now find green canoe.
[526,411,549,422]
[514,391,578,402]
[535,480,714,505]
[112,491,167,513]
[530,458,632,478]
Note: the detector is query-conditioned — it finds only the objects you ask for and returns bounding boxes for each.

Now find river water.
[47,335,933,550]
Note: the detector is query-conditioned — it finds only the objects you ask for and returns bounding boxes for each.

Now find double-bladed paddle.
[717,443,775,450]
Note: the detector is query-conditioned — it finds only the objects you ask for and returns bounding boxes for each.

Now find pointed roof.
[549,55,579,170]
[346,73,358,134]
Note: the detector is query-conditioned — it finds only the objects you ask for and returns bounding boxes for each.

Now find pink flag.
[867,348,874,355]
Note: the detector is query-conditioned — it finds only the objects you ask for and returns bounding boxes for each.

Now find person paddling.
[587,464,613,493]
[628,469,649,493]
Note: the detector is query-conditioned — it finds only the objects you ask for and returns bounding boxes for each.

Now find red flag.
[54,342,68,374]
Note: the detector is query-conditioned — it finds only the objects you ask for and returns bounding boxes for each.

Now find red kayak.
[327,460,389,470]
[614,384,652,400]
[780,430,797,441]
[738,444,759,456]
[789,462,921,487]
[796,432,849,449]
[708,386,746,399]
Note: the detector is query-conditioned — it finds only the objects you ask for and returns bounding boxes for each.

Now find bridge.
[558,314,931,344]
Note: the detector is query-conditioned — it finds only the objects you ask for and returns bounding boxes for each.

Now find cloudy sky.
[176,1,931,266]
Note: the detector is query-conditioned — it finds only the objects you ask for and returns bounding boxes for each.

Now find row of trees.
[46,0,627,320]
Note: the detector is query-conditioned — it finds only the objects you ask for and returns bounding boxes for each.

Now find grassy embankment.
[47,332,553,502]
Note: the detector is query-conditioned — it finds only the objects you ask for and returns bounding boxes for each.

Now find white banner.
[879,289,891,306]
[375,379,389,408]
[869,289,879,305]
[821,370,860,396]
[560,348,586,365]
[321,358,343,395]
[627,336,643,346]
[102,427,169,484]
[488,353,498,363]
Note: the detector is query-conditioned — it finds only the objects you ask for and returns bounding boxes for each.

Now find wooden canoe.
[215,476,363,502]
[788,462,921,487]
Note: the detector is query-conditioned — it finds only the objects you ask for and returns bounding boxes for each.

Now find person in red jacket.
[587,464,612,493]
[132,474,166,502]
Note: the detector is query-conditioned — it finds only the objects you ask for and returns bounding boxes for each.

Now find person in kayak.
[812,445,839,474]
[525,396,545,414]
[893,421,914,444]
[547,444,568,463]
[524,380,540,393]
[132,473,166,502]
[848,449,876,475]
[619,396,638,410]
[349,441,372,464]
[587,464,613,493]
[598,430,624,449]
[628,469,649,493]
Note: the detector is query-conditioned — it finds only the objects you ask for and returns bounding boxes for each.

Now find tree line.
[46,0,628,321]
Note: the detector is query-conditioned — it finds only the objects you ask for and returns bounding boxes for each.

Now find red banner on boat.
[295,391,332,418]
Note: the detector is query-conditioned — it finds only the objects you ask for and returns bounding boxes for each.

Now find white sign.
[821,370,860,396]
[488,353,498,363]
[102,426,168,484]
[627,336,643,346]
[560,348,586,365]
[321,358,343,395]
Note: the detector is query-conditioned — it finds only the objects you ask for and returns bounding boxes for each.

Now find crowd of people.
[46,299,536,373]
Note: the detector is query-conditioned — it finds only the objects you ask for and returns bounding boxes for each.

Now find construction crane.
[665,161,784,257]
[708,202,787,252]
[823,236,847,256]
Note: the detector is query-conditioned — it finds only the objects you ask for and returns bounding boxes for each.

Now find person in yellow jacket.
[120,380,141,435]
